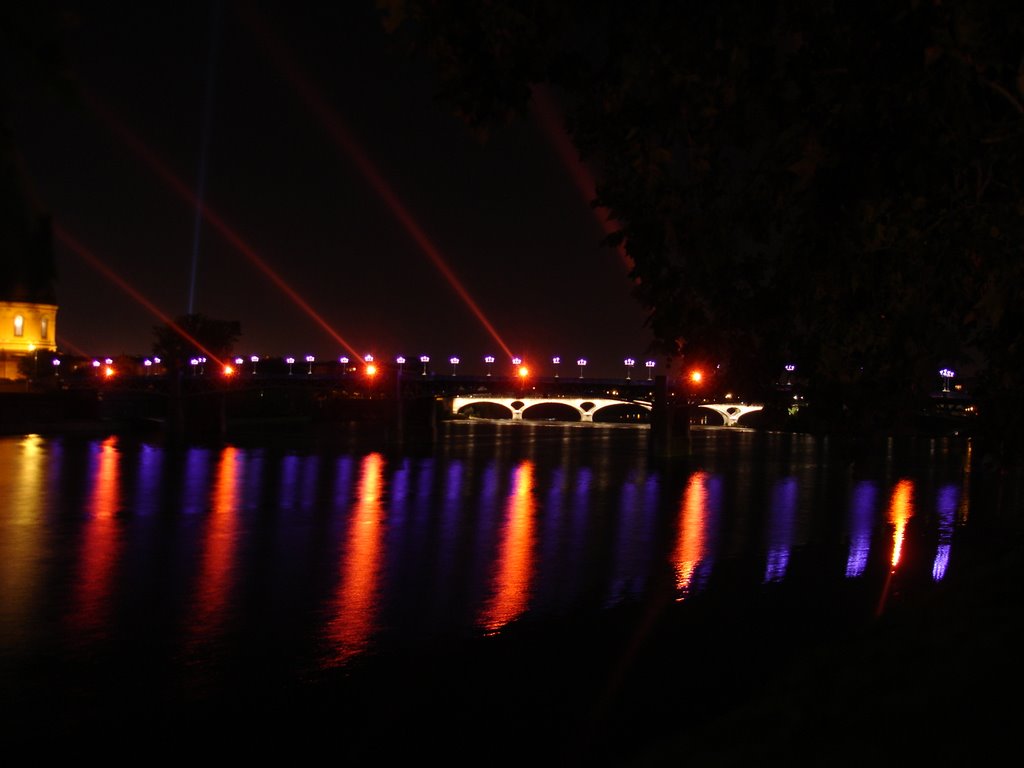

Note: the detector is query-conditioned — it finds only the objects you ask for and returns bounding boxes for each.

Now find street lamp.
[577,358,587,378]
[624,357,635,379]
[305,354,315,374]
[52,358,60,377]
[552,356,561,377]
[450,356,460,376]
[250,355,259,374]
[286,356,295,375]
[190,357,199,376]
[144,359,153,375]
[484,355,494,376]
[645,360,655,380]
[419,355,430,375]
[396,355,406,374]
[939,367,955,393]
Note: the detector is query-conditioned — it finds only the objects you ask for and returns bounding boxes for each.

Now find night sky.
[9,1,656,379]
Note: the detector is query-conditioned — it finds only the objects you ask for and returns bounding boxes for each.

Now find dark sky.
[10,1,657,379]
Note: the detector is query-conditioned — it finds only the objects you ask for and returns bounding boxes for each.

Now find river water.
[0,420,1005,762]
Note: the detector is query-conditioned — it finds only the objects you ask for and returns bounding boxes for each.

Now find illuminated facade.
[0,300,58,379]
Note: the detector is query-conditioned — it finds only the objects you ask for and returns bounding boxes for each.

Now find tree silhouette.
[383,0,1024,450]
[152,313,241,373]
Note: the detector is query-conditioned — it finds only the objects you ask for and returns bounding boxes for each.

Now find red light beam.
[54,226,225,367]
[82,89,365,363]
[530,84,634,273]
[239,9,515,361]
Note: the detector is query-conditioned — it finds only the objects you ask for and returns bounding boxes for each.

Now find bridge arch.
[698,403,763,426]
[451,395,652,423]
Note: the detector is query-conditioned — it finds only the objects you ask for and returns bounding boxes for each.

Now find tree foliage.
[381,0,1024,444]
[152,313,241,371]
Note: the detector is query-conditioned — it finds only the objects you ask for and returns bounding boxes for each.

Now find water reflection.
[325,452,386,664]
[673,471,710,600]
[187,445,242,650]
[0,436,49,648]
[479,460,537,634]
[69,435,122,637]
[888,478,915,570]
[0,427,985,689]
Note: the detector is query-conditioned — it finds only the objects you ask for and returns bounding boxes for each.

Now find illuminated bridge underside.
[699,403,763,426]
[451,396,652,422]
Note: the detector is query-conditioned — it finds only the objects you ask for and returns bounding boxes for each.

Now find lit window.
[13,315,24,337]
[41,317,49,340]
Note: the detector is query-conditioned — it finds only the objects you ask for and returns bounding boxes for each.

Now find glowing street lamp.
[512,356,522,368]
[450,356,460,376]
[190,357,199,376]
[645,360,655,380]
[939,367,955,393]
[419,355,430,375]
[144,358,153,375]
[286,356,296,375]
[52,358,60,377]
[552,356,561,377]
[624,357,635,379]
[250,355,259,374]
[484,355,495,376]
[305,354,315,374]
[395,355,406,375]
[577,358,587,378]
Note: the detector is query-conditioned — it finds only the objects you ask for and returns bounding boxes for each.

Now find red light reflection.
[673,471,709,600]
[68,436,121,635]
[479,461,536,634]
[187,446,241,649]
[325,452,387,665]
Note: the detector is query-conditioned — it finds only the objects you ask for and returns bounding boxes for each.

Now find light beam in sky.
[240,7,516,362]
[83,89,366,363]
[54,225,226,366]
[530,84,634,273]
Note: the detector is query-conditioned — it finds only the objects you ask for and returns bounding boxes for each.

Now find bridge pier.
[649,375,690,458]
